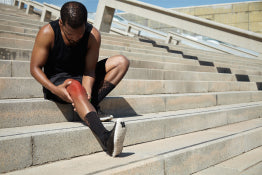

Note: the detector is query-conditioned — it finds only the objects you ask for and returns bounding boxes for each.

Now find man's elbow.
[30,64,41,78]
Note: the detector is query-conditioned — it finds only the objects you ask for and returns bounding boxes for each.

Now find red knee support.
[66,79,87,101]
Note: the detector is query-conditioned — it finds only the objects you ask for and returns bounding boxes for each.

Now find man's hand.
[86,90,92,101]
[52,81,73,103]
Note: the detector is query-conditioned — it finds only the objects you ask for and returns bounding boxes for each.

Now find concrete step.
[230,67,262,76]
[0,19,42,29]
[152,39,262,68]
[193,146,262,175]
[0,77,259,99]
[0,24,39,35]
[1,32,261,71]
[0,24,168,54]
[0,52,217,74]
[0,8,41,21]
[0,36,188,64]
[3,59,262,83]
[0,4,27,14]
[101,43,184,59]
[0,11,261,67]
[101,38,169,53]
[102,39,262,69]
[0,27,260,69]
[0,47,32,60]
[0,37,35,49]
[1,47,262,78]
[137,36,262,62]
[171,45,262,68]
[1,117,261,174]
[1,92,262,128]
[0,30,36,40]
[0,60,235,82]
[0,13,45,26]
[0,37,190,63]
[199,56,262,71]
[161,40,262,64]
[0,48,204,71]
[0,57,217,81]
[125,68,262,83]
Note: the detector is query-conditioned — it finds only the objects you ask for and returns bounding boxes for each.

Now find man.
[30,1,129,157]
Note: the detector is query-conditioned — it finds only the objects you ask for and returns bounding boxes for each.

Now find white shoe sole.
[112,118,126,157]
[99,115,114,122]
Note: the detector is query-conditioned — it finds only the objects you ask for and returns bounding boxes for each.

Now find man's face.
[60,20,85,46]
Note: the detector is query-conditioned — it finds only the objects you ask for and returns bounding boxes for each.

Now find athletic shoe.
[105,118,127,157]
[96,106,113,122]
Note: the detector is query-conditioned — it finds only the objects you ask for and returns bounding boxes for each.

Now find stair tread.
[193,146,262,175]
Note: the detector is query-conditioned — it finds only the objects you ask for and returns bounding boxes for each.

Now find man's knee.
[66,79,86,97]
[117,55,130,70]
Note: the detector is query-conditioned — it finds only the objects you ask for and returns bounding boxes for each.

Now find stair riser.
[0,100,74,129]
[0,61,237,82]
[0,47,32,60]
[100,43,183,58]
[0,24,38,34]
[101,39,166,52]
[0,9,41,20]
[0,19,42,29]
[171,46,262,65]
[0,14,44,25]
[0,78,259,99]
[0,31,36,40]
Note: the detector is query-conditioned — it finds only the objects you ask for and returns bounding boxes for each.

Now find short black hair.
[60,1,87,28]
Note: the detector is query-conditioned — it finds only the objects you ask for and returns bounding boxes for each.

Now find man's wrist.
[86,93,92,102]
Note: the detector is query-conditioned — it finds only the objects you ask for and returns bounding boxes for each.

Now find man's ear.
[59,19,63,26]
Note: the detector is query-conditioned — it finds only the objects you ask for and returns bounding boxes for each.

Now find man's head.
[60,1,87,28]
[60,1,87,46]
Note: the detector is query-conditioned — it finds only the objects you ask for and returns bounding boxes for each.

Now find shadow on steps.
[138,38,199,60]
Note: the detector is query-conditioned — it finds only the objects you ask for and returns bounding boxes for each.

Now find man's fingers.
[66,94,73,103]
[64,81,72,88]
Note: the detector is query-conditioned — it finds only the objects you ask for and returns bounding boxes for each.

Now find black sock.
[84,112,110,145]
[92,81,115,108]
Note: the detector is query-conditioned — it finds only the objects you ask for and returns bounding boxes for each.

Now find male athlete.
[30,1,129,157]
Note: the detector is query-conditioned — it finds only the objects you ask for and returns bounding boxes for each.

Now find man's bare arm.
[30,24,73,103]
[82,27,101,100]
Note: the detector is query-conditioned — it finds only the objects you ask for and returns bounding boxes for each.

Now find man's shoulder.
[90,27,101,40]
[34,23,55,48]
[87,27,101,49]
[36,23,55,41]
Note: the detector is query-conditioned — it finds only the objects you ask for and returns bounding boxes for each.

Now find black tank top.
[44,20,93,79]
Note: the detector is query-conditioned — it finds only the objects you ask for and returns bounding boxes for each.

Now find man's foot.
[105,118,126,157]
[96,106,113,122]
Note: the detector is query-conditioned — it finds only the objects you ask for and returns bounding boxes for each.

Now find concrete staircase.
[0,3,262,175]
